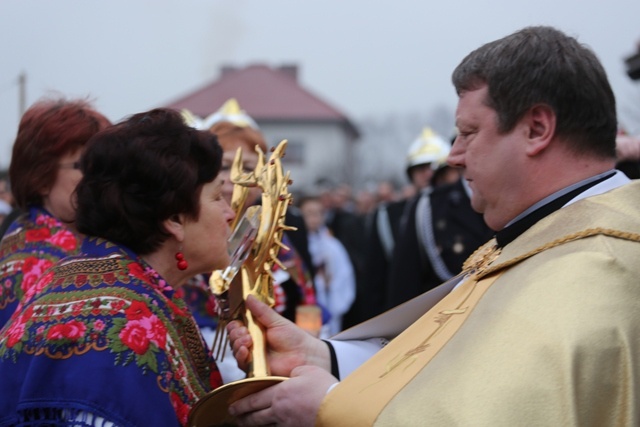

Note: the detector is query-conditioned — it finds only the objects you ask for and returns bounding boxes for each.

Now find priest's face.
[448,85,528,231]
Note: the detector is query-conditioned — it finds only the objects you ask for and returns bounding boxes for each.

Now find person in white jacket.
[299,195,356,338]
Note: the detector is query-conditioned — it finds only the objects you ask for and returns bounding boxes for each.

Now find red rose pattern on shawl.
[0,240,222,425]
[46,320,87,341]
[0,209,81,318]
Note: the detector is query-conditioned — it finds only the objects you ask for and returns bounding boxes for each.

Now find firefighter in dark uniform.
[352,128,493,323]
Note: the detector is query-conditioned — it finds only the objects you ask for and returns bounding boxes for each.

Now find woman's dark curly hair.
[75,108,223,255]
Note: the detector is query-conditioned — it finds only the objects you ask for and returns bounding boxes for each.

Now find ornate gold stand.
[188,140,294,427]
[189,376,287,426]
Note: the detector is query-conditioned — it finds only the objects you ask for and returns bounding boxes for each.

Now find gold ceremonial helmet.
[203,98,259,130]
[179,109,206,129]
[179,98,259,131]
[406,127,451,171]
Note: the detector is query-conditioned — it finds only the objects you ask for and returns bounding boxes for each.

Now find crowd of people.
[0,25,640,426]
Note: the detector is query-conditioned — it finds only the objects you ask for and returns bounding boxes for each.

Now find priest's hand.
[227,294,332,377]
[229,365,338,426]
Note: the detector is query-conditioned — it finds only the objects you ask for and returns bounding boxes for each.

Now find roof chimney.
[221,65,238,77]
[278,64,298,81]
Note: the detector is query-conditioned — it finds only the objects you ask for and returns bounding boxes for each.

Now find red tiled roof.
[164,64,353,123]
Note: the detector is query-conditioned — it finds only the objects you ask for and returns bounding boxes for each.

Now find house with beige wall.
[163,64,359,192]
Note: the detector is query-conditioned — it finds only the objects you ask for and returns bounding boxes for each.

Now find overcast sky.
[1,0,640,170]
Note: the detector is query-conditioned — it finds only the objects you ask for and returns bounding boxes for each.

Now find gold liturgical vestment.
[317,180,640,427]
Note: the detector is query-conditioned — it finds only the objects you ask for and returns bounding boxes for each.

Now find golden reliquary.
[188,140,295,426]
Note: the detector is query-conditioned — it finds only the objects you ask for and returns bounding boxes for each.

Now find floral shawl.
[0,206,81,329]
[0,237,222,427]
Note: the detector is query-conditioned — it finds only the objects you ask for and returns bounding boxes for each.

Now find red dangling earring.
[175,251,188,271]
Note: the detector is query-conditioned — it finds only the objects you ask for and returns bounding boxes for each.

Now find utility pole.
[18,71,26,116]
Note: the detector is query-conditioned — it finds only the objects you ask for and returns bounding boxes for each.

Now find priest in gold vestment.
[225,26,640,426]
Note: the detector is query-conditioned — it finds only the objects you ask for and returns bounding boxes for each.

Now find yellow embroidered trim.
[477,228,640,279]
[379,274,500,380]
[461,238,502,282]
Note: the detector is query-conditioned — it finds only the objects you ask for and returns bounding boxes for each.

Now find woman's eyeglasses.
[58,161,81,170]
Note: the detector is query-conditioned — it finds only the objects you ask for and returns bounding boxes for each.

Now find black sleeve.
[323,340,340,380]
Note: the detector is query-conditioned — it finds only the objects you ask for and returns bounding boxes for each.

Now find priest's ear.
[524,104,556,157]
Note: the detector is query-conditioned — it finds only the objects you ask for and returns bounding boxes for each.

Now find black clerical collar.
[495,171,616,248]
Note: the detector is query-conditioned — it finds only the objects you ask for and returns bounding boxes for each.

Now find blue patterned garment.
[0,237,222,427]
[0,206,82,329]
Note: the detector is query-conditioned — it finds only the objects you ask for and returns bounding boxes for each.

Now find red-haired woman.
[0,98,111,328]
